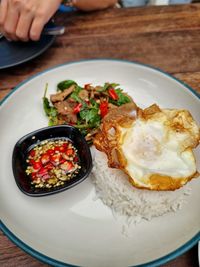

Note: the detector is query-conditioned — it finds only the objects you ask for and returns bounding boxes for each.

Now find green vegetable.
[42,80,133,142]
[109,83,120,88]
[79,98,100,127]
[57,80,77,91]
[79,107,101,128]
[97,82,120,92]
[43,84,58,126]
[70,85,83,103]
[111,88,131,106]
[89,98,99,109]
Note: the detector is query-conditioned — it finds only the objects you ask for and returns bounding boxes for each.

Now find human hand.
[0,0,62,41]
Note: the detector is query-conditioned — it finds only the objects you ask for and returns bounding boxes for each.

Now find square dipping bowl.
[12,125,93,197]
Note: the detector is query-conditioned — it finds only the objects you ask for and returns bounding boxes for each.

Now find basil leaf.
[57,80,77,91]
[43,97,51,116]
[87,109,101,125]
[79,107,100,127]
[70,85,83,103]
[115,89,131,106]
[97,82,120,92]
[89,98,99,109]
[48,117,57,126]
[109,83,120,88]
[79,109,89,121]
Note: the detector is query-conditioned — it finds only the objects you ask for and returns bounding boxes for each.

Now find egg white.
[119,117,197,189]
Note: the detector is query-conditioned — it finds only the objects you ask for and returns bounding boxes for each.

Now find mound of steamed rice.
[90,148,191,223]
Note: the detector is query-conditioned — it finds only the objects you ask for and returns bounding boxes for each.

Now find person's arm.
[72,0,118,11]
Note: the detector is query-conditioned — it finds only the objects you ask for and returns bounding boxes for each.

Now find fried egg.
[94,104,200,190]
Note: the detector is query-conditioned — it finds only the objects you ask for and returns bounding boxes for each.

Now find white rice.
[90,148,191,224]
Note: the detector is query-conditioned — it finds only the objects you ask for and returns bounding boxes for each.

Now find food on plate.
[26,138,81,189]
[94,103,200,191]
[90,147,191,223]
[42,79,199,191]
[43,81,134,143]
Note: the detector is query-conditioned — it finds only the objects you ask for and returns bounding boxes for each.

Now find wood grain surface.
[0,3,200,267]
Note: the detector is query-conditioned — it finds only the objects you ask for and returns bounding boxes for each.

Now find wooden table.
[0,3,200,267]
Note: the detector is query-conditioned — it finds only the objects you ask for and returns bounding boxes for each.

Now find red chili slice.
[66,161,74,170]
[59,158,66,164]
[32,161,42,171]
[41,154,50,165]
[51,154,61,164]
[29,159,35,166]
[29,149,36,158]
[100,101,108,118]
[62,143,68,148]
[54,146,61,152]
[45,163,54,170]
[46,149,55,155]
[31,172,37,180]
[73,103,82,114]
[74,156,79,162]
[59,146,66,152]
[60,161,74,172]
[65,148,74,156]
[108,88,118,100]
[38,167,48,176]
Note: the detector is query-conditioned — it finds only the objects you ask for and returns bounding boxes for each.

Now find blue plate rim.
[0,58,200,267]
[0,3,75,70]
[0,35,55,70]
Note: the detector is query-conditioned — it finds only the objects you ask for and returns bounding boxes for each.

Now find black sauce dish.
[12,125,93,197]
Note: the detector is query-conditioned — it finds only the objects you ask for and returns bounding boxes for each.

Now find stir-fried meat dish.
[43,80,134,143]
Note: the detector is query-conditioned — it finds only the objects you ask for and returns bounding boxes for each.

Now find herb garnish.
[43,81,132,142]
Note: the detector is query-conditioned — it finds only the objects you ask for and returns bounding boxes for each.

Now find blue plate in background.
[0,35,55,69]
[0,5,75,70]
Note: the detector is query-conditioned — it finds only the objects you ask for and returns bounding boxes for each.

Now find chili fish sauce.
[25,138,81,189]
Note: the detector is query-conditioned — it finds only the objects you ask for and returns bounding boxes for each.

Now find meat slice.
[78,89,89,100]
[103,102,137,126]
[54,101,77,123]
[50,85,75,103]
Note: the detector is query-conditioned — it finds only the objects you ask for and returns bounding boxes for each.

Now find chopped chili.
[73,103,82,114]
[108,88,118,100]
[26,139,81,189]
[100,101,108,118]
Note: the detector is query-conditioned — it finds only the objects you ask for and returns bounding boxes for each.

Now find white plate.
[0,59,200,267]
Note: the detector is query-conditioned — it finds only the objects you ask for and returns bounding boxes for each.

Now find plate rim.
[0,58,200,267]
[0,35,55,70]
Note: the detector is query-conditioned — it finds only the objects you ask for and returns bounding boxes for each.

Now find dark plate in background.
[0,35,55,69]
[0,5,76,70]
